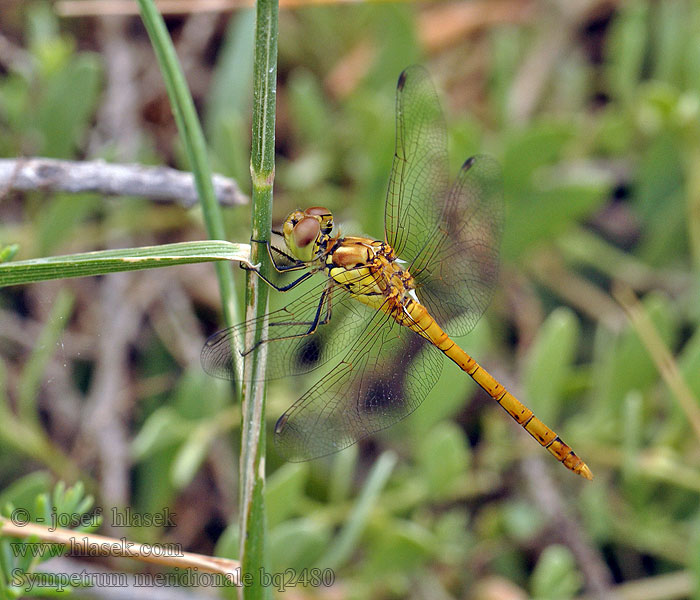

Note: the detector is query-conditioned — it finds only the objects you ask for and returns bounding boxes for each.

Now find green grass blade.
[18,289,73,422]
[321,451,398,570]
[136,0,240,338]
[0,242,251,287]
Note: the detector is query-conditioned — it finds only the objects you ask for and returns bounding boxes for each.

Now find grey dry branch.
[0,158,248,207]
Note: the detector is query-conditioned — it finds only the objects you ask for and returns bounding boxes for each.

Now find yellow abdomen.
[403,301,593,479]
[329,265,388,311]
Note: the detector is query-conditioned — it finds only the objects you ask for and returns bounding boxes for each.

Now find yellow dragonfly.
[202,66,592,479]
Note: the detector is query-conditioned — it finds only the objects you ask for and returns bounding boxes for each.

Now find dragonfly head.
[283,207,334,262]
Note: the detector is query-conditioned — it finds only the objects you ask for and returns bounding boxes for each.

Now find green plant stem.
[239,0,278,597]
[136,0,239,340]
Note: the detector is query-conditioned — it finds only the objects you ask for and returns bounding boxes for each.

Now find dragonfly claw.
[239,261,262,271]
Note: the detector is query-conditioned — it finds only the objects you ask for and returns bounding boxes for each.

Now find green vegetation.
[1,1,699,598]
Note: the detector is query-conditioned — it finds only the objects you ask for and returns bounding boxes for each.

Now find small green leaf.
[503,500,545,542]
[591,292,675,437]
[366,520,434,577]
[417,421,471,499]
[0,245,18,262]
[633,132,686,265]
[269,519,332,574]
[53,482,67,510]
[18,289,74,422]
[266,462,309,529]
[37,53,102,158]
[328,444,358,505]
[650,0,687,86]
[37,194,99,256]
[171,424,217,489]
[622,391,647,505]
[215,520,239,560]
[321,451,397,570]
[605,2,648,104]
[524,307,580,425]
[0,473,51,514]
[131,408,189,460]
[679,327,700,404]
[690,516,700,599]
[530,544,583,600]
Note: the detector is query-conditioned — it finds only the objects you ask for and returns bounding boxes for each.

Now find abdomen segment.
[406,302,593,479]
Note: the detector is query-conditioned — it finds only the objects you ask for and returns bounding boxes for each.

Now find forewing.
[412,155,504,337]
[274,307,444,461]
[385,66,449,263]
[201,276,378,382]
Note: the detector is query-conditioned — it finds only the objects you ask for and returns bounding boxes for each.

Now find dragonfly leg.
[249,269,315,293]
[241,239,315,291]
[241,285,333,356]
[249,238,307,273]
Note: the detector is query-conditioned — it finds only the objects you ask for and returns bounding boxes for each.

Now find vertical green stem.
[240,0,278,596]
[136,1,276,594]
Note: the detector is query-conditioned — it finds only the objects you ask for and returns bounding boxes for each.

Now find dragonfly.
[202,66,592,480]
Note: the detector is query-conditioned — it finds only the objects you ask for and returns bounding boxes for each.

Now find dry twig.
[0,158,248,207]
[0,519,241,584]
[613,283,700,443]
[523,458,617,600]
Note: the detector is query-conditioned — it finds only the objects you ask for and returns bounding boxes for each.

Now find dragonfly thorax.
[283,207,334,262]
[327,237,417,313]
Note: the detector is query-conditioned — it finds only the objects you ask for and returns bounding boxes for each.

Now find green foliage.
[0,481,97,598]
[266,462,309,529]
[524,308,580,425]
[501,124,610,262]
[416,422,471,500]
[530,544,583,600]
[0,247,19,263]
[0,4,100,159]
[206,11,255,189]
[268,518,331,573]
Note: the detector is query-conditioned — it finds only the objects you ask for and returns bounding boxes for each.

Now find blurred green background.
[2,0,700,598]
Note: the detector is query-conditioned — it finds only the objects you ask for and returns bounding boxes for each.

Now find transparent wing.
[384,65,448,263]
[201,275,379,382]
[274,306,444,460]
[412,155,504,337]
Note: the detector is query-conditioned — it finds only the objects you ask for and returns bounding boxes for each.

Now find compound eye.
[293,217,321,248]
[283,210,305,236]
[305,206,330,217]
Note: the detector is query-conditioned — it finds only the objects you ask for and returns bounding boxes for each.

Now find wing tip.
[397,69,408,91]
[397,64,430,92]
[462,156,476,170]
